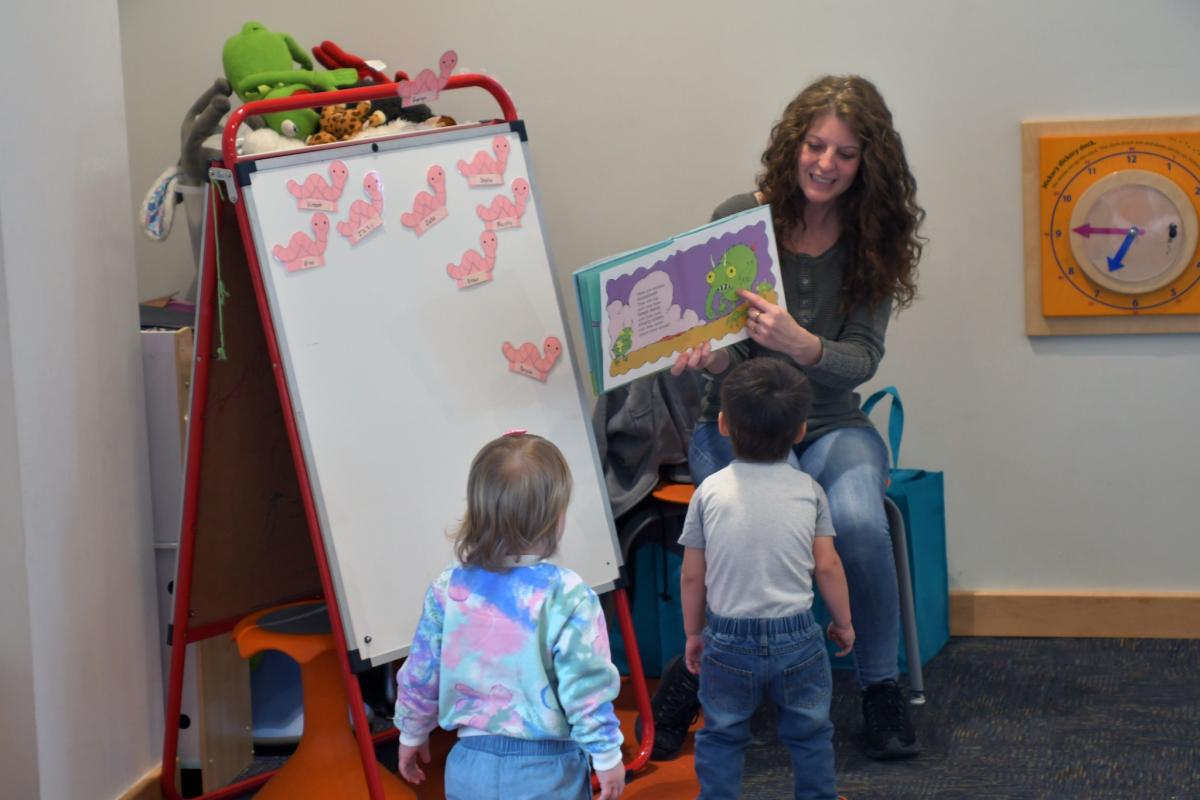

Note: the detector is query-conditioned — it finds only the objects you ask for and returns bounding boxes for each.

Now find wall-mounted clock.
[1023,116,1200,335]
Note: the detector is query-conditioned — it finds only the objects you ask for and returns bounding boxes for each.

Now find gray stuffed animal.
[178,78,233,186]
[141,79,264,301]
[142,78,242,240]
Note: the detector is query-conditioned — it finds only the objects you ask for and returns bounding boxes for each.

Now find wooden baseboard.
[116,766,162,800]
[950,591,1200,638]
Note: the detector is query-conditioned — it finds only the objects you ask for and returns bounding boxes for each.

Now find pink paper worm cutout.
[446,230,499,288]
[475,177,531,230]
[457,136,511,186]
[272,212,330,272]
[286,160,349,211]
[396,50,458,107]
[400,165,449,236]
[337,170,385,245]
[502,336,563,382]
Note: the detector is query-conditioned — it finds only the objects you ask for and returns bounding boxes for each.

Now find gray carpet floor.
[223,637,1200,799]
[742,637,1200,799]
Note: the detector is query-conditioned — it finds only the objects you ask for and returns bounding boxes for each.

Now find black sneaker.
[861,679,920,759]
[635,655,700,760]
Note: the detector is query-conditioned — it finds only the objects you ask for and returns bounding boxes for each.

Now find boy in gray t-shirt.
[679,358,854,800]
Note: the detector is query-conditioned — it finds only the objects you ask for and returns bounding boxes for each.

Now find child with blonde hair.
[394,432,625,799]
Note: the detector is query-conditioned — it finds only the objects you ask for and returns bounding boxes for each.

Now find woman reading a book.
[663,74,926,762]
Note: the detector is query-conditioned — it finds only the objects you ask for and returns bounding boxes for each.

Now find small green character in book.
[611,327,633,363]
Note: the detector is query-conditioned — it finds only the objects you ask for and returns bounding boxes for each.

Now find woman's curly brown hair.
[757,75,926,312]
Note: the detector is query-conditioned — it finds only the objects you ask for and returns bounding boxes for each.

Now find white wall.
[0,210,41,800]
[119,0,1200,593]
[1,2,162,798]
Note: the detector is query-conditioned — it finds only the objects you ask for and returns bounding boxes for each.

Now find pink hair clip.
[503,428,528,437]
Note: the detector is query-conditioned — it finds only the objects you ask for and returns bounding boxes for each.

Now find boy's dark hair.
[719,358,812,462]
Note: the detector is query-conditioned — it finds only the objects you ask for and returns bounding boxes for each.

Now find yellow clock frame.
[1023,115,1200,335]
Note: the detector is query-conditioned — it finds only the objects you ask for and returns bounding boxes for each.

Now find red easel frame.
[161,75,652,800]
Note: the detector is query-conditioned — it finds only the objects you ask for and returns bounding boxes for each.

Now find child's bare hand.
[397,740,430,784]
[596,762,625,799]
[827,621,855,657]
[684,634,704,674]
[670,342,729,376]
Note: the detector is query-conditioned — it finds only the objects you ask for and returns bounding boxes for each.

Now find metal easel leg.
[885,496,926,705]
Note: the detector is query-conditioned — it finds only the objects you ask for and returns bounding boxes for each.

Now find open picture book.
[574,204,784,394]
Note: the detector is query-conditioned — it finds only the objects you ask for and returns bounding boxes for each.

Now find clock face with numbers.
[1038,131,1200,318]
[1067,170,1198,297]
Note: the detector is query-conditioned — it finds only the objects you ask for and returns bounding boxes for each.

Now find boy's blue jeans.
[690,421,900,688]
[444,735,590,800]
[694,610,836,800]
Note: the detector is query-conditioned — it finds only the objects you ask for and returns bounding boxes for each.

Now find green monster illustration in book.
[705,243,760,327]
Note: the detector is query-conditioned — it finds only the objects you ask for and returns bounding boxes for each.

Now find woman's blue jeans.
[689,421,899,688]
[694,610,836,799]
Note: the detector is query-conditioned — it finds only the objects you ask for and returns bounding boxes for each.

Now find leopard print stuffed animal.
[306,101,385,146]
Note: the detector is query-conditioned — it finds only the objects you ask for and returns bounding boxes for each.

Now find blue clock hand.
[1106,227,1139,272]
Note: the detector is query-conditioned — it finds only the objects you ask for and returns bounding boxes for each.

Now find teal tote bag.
[862,386,950,666]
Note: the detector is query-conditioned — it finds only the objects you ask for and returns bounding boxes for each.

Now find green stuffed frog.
[222,21,358,140]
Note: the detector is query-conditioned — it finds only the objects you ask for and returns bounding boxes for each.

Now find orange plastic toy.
[232,601,415,799]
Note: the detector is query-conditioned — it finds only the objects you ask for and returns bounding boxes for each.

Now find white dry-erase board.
[240,123,620,665]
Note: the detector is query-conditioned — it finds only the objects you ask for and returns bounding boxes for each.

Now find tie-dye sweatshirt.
[393,559,624,770]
